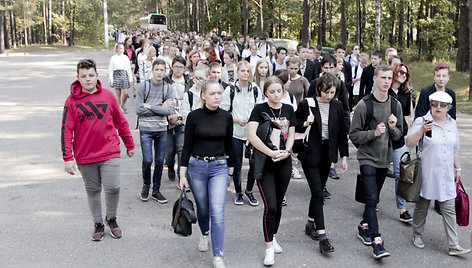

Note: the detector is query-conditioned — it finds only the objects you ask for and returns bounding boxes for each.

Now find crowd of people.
[61,28,471,268]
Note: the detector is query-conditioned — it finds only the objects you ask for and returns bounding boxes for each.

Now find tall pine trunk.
[47,0,52,44]
[356,0,361,47]
[341,0,347,46]
[374,0,381,51]
[2,0,10,50]
[0,11,4,53]
[242,0,248,36]
[468,0,472,100]
[398,0,405,49]
[457,0,469,72]
[389,1,396,46]
[43,1,47,44]
[257,0,263,36]
[301,0,310,44]
[320,0,326,45]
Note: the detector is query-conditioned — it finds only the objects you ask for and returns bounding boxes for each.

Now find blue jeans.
[187,156,229,257]
[140,130,167,192]
[360,165,388,239]
[393,144,408,209]
[165,125,185,178]
[231,137,255,193]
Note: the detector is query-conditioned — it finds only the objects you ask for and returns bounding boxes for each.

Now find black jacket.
[342,60,353,88]
[359,64,375,98]
[298,59,321,82]
[414,84,456,120]
[307,76,351,131]
[252,112,280,180]
[295,98,349,166]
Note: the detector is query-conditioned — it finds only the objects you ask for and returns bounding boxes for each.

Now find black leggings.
[256,156,292,243]
[301,140,331,230]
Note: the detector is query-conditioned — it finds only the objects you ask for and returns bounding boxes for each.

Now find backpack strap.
[229,85,236,113]
[136,80,151,130]
[303,97,317,143]
[363,94,374,131]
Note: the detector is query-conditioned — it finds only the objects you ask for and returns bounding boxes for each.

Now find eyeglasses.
[430,102,449,108]
[398,70,409,77]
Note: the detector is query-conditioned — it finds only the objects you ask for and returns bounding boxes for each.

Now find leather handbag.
[455,179,469,226]
[396,137,423,202]
[171,186,197,237]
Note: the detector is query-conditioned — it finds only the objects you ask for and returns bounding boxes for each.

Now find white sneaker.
[213,257,225,268]
[198,235,210,252]
[292,168,302,179]
[273,238,283,253]
[264,246,275,266]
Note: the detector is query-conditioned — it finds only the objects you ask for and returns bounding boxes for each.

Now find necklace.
[269,106,281,120]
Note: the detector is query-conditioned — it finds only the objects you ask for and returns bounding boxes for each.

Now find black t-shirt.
[181,106,234,167]
[249,102,297,143]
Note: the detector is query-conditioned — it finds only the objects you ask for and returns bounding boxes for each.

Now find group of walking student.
[62,29,470,268]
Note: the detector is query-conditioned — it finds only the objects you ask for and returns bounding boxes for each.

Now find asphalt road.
[0,50,471,268]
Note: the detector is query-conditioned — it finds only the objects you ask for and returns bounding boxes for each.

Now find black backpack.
[352,94,398,148]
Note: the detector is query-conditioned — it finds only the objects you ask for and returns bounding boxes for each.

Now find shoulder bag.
[396,137,423,202]
[171,186,197,237]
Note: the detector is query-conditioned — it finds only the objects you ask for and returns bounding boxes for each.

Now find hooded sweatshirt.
[61,79,135,164]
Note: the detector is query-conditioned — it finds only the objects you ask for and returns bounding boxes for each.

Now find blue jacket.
[414,84,456,120]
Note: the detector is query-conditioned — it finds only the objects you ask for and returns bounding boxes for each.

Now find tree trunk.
[390,1,396,46]
[374,0,381,51]
[268,0,275,37]
[468,0,472,100]
[257,0,263,36]
[62,0,66,45]
[10,0,16,48]
[43,1,47,44]
[0,11,4,53]
[2,0,10,49]
[362,0,366,47]
[340,0,347,46]
[301,0,310,44]
[192,0,197,32]
[48,0,52,44]
[199,0,204,34]
[320,0,326,45]
[356,0,361,47]
[407,0,412,48]
[242,0,248,36]
[328,0,332,41]
[457,0,469,72]
[23,0,28,46]
[69,3,74,46]
[398,0,405,49]
[417,0,425,56]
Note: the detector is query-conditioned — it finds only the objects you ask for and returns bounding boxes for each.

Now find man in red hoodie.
[61,59,135,241]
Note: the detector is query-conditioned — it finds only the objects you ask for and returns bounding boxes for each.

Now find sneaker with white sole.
[245,192,259,206]
[213,257,225,268]
[234,193,244,205]
[413,236,424,249]
[264,246,275,266]
[198,235,210,252]
[272,238,283,253]
[292,168,302,179]
[448,246,471,256]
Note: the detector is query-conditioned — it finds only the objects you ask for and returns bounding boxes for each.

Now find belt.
[192,155,227,162]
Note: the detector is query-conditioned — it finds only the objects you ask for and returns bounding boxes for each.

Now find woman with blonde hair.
[254,59,270,91]
[108,43,133,113]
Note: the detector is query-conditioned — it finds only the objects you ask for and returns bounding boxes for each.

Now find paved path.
[0,50,471,267]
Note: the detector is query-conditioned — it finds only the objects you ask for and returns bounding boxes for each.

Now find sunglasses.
[430,102,449,108]
[398,70,409,77]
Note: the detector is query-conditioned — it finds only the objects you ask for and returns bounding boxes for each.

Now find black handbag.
[171,187,197,237]
[397,137,423,202]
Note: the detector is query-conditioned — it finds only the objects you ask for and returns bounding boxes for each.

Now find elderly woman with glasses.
[406,91,470,256]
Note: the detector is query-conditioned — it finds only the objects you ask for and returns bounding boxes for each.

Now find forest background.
[1,0,472,110]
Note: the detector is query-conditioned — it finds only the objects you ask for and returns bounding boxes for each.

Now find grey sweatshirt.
[349,96,403,168]
[136,79,176,132]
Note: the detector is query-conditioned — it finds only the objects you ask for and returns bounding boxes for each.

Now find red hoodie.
[61,79,135,164]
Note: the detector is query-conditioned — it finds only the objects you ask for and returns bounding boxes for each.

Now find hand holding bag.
[455,179,469,226]
[171,186,197,236]
[396,137,423,202]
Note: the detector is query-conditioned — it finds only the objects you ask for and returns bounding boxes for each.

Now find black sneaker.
[399,211,413,223]
[245,192,259,206]
[282,196,288,206]
[323,188,331,199]
[234,193,244,205]
[305,223,320,241]
[357,224,372,246]
[372,241,390,259]
[168,168,176,181]
[105,217,123,239]
[152,191,168,204]
[140,184,150,201]
[91,223,105,241]
[319,238,335,254]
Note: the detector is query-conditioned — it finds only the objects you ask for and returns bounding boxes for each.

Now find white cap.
[429,91,452,104]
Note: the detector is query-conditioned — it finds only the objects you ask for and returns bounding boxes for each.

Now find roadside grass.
[407,61,472,114]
